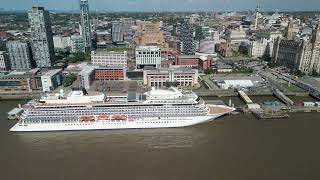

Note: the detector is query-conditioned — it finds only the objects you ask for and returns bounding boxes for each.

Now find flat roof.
[136,46,160,50]
[144,68,197,74]
[79,66,97,76]
[42,69,62,77]
[178,55,201,59]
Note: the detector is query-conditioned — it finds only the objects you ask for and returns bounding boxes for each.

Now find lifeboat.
[80,116,95,122]
[111,115,128,121]
[97,115,109,120]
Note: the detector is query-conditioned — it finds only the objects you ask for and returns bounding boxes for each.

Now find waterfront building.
[0,68,62,92]
[71,35,86,53]
[0,51,10,72]
[79,0,92,51]
[28,6,55,68]
[143,67,199,87]
[273,21,320,74]
[135,46,161,69]
[91,50,127,68]
[77,65,127,90]
[95,67,127,81]
[6,41,33,70]
[179,20,195,55]
[273,39,303,70]
[78,65,96,90]
[40,69,63,92]
[112,22,124,43]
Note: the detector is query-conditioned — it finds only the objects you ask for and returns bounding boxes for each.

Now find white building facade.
[53,36,71,50]
[249,38,274,58]
[136,46,161,69]
[91,51,127,68]
[143,67,199,87]
[40,69,63,92]
[78,66,96,90]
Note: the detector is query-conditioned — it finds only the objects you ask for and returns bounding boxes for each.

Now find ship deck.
[208,105,234,115]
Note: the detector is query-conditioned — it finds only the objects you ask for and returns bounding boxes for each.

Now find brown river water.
[0,97,319,180]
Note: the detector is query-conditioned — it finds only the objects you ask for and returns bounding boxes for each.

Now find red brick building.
[95,67,127,81]
[176,55,199,68]
[175,55,212,70]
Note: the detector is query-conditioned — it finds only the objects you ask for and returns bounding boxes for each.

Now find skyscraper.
[79,0,92,51]
[179,20,195,55]
[112,22,124,43]
[28,6,55,68]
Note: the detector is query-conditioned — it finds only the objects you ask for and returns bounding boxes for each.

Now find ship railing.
[27,108,205,115]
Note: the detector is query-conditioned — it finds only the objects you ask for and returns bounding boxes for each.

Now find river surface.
[0,98,320,180]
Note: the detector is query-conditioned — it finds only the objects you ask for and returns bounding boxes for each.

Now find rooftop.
[178,55,201,59]
[136,46,160,51]
[92,49,128,54]
[79,66,97,76]
[144,67,198,74]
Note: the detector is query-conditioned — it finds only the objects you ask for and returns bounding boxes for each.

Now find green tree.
[292,70,304,77]
[63,73,77,87]
[204,69,214,74]
[67,52,91,63]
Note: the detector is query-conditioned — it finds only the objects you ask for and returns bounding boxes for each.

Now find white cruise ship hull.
[10,115,223,132]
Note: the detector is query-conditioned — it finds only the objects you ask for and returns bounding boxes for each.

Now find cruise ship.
[10,87,235,132]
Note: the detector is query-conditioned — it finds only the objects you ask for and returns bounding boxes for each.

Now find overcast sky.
[1,0,320,11]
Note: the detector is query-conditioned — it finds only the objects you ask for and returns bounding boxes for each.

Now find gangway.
[238,90,253,104]
[273,89,294,106]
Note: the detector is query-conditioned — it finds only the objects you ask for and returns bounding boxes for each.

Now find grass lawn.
[283,84,305,93]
